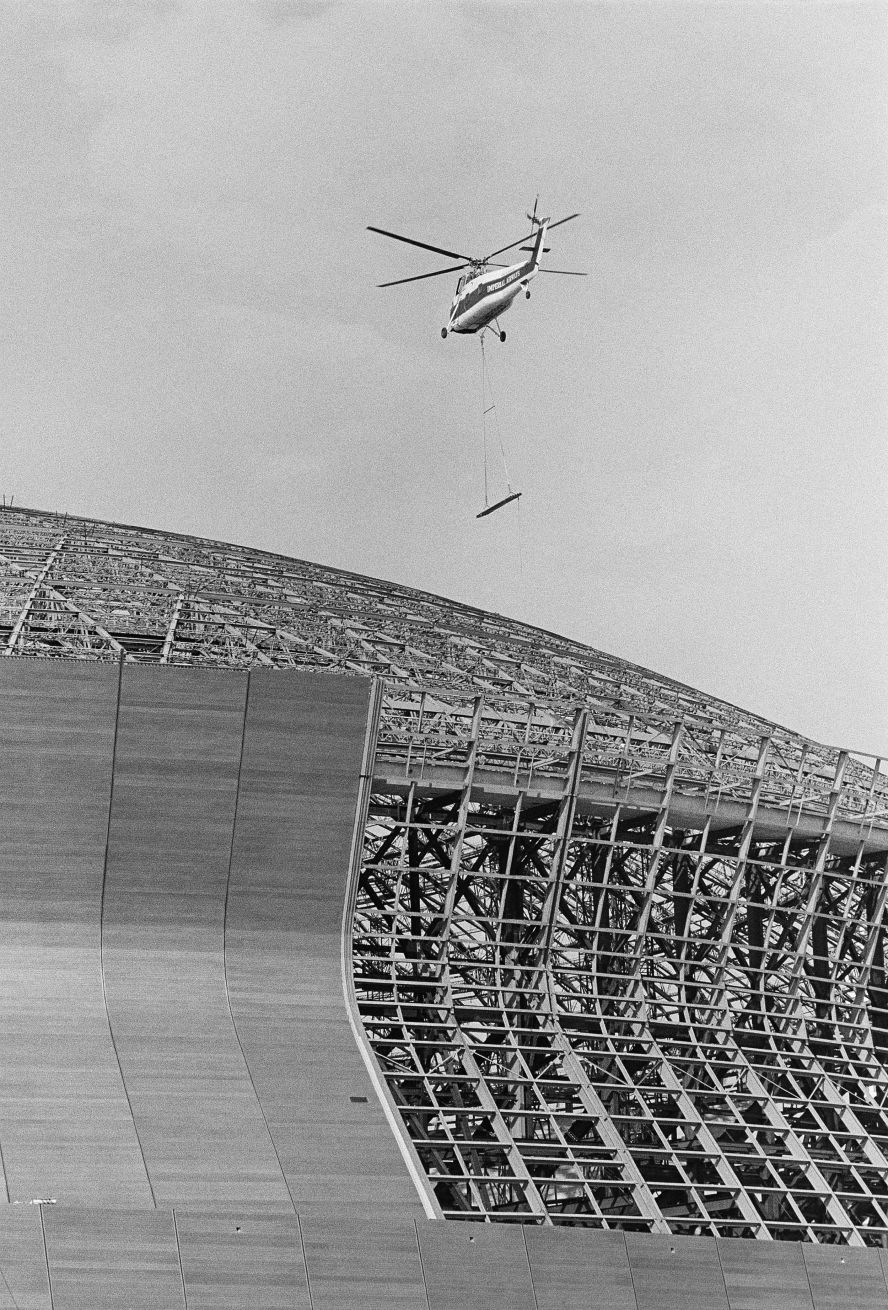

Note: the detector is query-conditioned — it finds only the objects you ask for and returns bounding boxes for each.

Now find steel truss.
[3,506,888,1242]
[0,507,857,749]
[353,690,888,1243]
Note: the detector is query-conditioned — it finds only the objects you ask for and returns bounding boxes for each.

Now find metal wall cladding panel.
[175,1211,311,1310]
[101,666,292,1212]
[802,1244,888,1310]
[0,661,151,1206]
[41,1207,184,1310]
[0,662,422,1220]
[225,671,424,1217]
[415,1221,537,1310]
[299,1215,429,1310]
[524,1227,636,1310]
[6,1208,888,1309]
[625,1232,729,1310]
[0,1207,52,1310]
[717,1237,814,1310]
[0,659,118,877]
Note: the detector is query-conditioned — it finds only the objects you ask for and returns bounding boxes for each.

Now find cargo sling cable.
[476,332,521,519]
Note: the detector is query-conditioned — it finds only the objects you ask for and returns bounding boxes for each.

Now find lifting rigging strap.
[477,333,521,519]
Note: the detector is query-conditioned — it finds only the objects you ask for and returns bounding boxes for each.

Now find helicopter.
[367,200,586,342]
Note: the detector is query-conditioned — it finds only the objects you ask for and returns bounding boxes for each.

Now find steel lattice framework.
[3,505,888,1244]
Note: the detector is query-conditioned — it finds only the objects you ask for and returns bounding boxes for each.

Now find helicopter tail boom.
[526,218,550,273]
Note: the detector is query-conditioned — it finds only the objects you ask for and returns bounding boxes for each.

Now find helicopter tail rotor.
[525,195,540,227]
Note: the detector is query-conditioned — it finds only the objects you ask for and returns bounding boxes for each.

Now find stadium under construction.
[0,503,887,1308]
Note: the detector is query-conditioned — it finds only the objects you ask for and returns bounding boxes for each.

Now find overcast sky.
[2,1,886,751]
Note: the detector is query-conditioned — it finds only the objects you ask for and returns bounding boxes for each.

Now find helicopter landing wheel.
[499,330,506,343]
[441,327,448,339]
[525,290,530,299]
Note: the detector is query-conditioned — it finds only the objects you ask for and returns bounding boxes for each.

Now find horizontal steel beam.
[371,762,888,857]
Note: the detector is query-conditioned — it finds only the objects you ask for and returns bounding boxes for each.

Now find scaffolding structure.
[3,505,888,1243]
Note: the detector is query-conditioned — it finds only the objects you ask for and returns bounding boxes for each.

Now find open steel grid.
[354,693,888,1244]
[2,505,888,1243]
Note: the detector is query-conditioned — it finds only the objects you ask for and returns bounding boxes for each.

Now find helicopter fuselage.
[447,262,536,333]
[447,220,548,335]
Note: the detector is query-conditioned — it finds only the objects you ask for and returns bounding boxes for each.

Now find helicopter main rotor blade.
[538,269,587,276]
[484,212,580,261]
[367,225,474,262]
[377,263,469,288]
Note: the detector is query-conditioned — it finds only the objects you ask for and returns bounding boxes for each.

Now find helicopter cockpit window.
[456,275,465,293]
